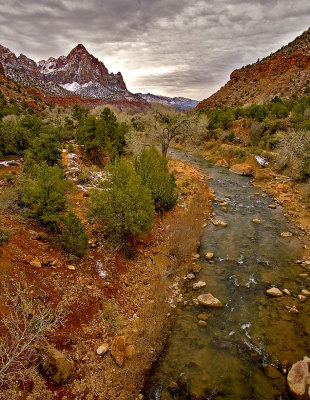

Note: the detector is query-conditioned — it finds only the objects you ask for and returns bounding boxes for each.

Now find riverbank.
[0,156,212,400]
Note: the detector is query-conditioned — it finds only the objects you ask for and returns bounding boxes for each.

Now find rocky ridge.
[197,27,310,109]
[0,43,146,106]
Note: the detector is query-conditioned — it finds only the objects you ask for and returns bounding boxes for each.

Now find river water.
[144,149,310,400]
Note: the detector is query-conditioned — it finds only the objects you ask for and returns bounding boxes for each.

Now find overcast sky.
[0,0,310,100]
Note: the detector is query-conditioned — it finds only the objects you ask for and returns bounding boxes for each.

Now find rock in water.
[37,342,74,385]
[266,288,283,297]
[193,281,207,290]
[111,336,126,366]
[197,293,223,307]
[287,357,310,398]
[205,252,214,260]
[229,163,253,176]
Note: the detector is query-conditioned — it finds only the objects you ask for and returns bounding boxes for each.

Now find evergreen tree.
[61,210,88,257]
[90,158,154,241]
[135,146,178,211]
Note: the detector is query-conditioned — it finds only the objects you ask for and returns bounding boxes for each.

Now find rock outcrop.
[196,28,310,109]
[0,43,147,108]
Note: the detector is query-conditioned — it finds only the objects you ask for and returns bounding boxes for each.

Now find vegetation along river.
[144,149,310,400]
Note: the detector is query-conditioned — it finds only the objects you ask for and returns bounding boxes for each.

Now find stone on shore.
[111,336,126,367]
[96,343,109,356]
[37,342,74,385]
[229,163,253,176]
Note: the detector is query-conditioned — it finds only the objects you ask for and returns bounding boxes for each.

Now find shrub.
[276,129,310,180]
[89,158,154,241]
[0,228,9,245]
[24,130,62,173]
[135,146,177,211]
[61,210,88,257]
[22,163,67,230]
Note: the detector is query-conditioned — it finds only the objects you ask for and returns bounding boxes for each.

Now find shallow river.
[144,149,310,400]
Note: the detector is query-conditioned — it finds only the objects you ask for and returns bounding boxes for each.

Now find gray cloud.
[0,0,309,99]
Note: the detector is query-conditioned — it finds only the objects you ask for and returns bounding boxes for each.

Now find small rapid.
[144,149,309,400]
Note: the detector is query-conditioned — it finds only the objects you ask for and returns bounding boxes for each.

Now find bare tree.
[0,281,64,385]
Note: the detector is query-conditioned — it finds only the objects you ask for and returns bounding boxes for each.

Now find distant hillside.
[197,28,310,110]
[137,93,199,111]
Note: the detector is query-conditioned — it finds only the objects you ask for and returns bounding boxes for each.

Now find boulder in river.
[198,293,223,308]
[266,287,283,297]
[229,163,253,176]
[205,252,214,261]
[193,281,207,290]
[281,232,293,238]
[287,356,310,399]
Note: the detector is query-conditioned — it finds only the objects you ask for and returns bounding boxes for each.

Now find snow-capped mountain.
[136,92,199,111]
[0,43,145,103]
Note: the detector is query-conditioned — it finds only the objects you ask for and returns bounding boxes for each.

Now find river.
[144,149,310,400]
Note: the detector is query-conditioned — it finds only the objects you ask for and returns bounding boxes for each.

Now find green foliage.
[76,108,129,163]
[22,163,67,230]
[0,227,9,245]
[24,129,62,173]
[72,104,89,122]
[61,210,88,257]
[90,158,154,241]
[135,146,178,211]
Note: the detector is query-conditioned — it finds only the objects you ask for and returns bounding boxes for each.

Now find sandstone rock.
[193,281,207,290]
[287,357,310,399]
[192,264,202,273]
[252,219,261,224]
[198,293,223,308]
[254,168,273,181]
[187,273,195,280]
[216,159,229,167]
[301,289,310,296]
[266,288,283,297]
[192,298,199,307]
[268,204,277,209]
[37,342,74,385]
[205,252,214,260]
[281,232,293,238]
[283,289,291,296]
[67,265,76,271]
[125,345,135,358]
[286,306,299,314]
[198,313,208,321]
[29,258,42,268]
[298,295,307,302]
[111,336,126,367]
[192,254,200,259]
[96,343,109,356]
[229,163,253,176]
[198,320,207,327]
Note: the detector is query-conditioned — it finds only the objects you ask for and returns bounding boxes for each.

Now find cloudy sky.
[0,0,310,100]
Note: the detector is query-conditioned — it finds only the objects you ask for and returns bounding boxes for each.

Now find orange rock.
[111,336,126,367]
